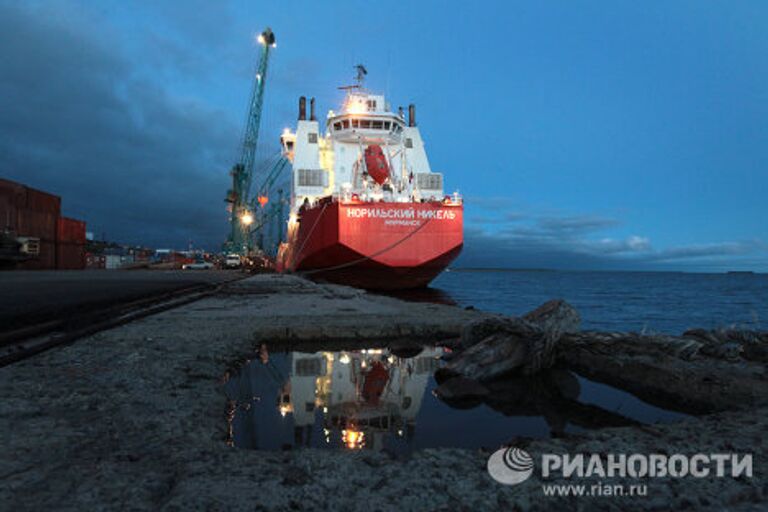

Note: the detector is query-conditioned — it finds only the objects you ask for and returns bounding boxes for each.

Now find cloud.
[468,212,527,225]
[647,240,764,262]
[536,215,618,234]
[0,3,238,249]
[588,235,652,254]
[458,210,766,270]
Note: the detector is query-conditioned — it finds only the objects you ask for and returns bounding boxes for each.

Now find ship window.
[308,133,318,144]
[360,120,371,129]
[384,121,391,130]
[405,138,413,148]
[351,119,359,128]
[342,119,349,129]
[298,169,324,186]
[296,357,323,376]
[372,120,383,130]
[367,99,377,111]
[333,122,341,131]
[416,172,443,191]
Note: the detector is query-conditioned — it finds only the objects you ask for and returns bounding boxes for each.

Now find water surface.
[432,270,768,333]
[225,345,686,454]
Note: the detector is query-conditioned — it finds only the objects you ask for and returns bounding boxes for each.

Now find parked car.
[182,258,214,270]
[224,254,241,269]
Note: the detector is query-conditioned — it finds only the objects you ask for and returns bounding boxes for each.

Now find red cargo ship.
[276,69,463,289]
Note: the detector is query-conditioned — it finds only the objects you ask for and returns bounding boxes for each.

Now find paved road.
[0,270,243,331]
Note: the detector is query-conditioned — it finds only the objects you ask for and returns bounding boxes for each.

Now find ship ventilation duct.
[398,106,404,120]
[298,96,306,121]
[310,97,316,121]
[408,104,416,127]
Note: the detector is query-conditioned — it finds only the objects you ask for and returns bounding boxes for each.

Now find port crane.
[224,27,276,256]
[248,154,290,257]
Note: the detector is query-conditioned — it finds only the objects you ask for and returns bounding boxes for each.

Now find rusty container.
[56,217,86,269]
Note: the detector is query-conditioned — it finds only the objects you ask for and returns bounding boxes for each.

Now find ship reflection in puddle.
[224,345,687,453]
[225,346,439,453]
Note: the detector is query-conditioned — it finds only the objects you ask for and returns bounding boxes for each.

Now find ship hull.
[277,201,463,290]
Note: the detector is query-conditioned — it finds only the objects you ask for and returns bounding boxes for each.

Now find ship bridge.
[327,92,406,145]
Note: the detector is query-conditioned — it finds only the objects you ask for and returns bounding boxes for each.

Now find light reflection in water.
[225,347,441,452]
[225,344,689,452]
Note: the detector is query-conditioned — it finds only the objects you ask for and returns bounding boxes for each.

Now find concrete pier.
[1,275,765,510]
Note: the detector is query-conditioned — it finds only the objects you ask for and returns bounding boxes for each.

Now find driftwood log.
[437,300,580,382]
[559,330,768,413]
[437,300,768,415]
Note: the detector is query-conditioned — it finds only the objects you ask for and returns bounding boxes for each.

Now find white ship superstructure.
[280,70,446,213]
[277,348,442,450]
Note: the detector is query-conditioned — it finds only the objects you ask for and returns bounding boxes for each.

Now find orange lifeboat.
[364,145,390,185]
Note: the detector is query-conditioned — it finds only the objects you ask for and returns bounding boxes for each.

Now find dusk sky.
[1,1,766,271]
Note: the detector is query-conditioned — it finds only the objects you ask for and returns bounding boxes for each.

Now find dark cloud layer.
[0,3,237,249]
[458,209,765,271]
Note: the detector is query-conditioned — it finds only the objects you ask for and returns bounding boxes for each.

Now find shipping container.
[57,217,86,243]
[17,240,56,270]
[0,179,25,230]
[56,217,86,269]
[16,208,57,242]
[86,253,106,269]
[1,178,85,270]
[0,196,17,231]
[0,179,27,207]
[104,254,125,269]
[25,187,61,216]
[56,243,85,269]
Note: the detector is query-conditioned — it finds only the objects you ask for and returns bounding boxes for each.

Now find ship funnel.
[298,96,306,121]
[310,97,316,121]
[408,104,416,127]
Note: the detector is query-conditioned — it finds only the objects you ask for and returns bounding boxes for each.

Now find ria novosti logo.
[487,447,753,487]
[487,447,535,485]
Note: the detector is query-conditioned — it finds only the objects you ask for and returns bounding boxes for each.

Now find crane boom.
[224,27,276,255]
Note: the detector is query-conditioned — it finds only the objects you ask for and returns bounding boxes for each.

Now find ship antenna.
[338,64,368,91]
[354,64,367,86]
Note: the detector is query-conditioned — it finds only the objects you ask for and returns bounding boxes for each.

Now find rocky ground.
[1,275,765,511]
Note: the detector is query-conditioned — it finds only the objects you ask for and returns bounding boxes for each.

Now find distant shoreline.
[449,267,555,273]
[448,267,762,274]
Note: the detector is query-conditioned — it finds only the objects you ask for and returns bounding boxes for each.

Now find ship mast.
[338,64,368,92]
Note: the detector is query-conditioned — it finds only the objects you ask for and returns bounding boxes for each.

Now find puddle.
[224,345,688,453]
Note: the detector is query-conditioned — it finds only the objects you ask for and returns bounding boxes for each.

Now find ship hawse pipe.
[298,96,306,121]
[310,97,316,121]
[408,104,416,127]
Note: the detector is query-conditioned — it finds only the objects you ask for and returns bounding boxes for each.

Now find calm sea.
[431,270,768,334]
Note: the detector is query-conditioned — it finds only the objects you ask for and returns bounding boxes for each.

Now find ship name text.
[345,207,457,221]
